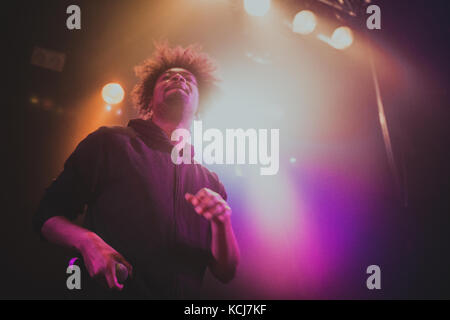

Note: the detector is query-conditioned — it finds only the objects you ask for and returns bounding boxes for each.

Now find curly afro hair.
[131,41,219,118]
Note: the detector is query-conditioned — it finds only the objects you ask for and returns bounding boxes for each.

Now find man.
[33,43,240,299]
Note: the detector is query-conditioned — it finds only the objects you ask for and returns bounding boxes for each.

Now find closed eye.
[161,72,196,85]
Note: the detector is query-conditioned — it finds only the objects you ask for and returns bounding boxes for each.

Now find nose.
[170,73,186,83]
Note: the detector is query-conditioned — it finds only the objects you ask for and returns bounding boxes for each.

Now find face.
[151,67,199,124]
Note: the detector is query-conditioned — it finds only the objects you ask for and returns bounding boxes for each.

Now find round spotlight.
[244,0,271,17]
[102,83,125,104]
[105,105,112,111]
[292,10,317,35]
[331,26,354,50]
[30,96,39,104]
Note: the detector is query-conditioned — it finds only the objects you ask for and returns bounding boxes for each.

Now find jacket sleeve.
[211,171,228,202]
[32,128,107,235]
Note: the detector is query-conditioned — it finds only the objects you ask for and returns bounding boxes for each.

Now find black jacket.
[33,119,227,299]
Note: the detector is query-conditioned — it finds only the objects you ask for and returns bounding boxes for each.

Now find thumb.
[116,256,133,278]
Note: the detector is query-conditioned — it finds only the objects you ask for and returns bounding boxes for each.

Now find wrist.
[211,212,232,228]
[76,230,99,254]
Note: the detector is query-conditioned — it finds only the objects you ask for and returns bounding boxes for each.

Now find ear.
[141,99,153,120]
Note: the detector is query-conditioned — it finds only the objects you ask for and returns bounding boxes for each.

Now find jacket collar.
[128,118,171,147]
[128,118,195,160]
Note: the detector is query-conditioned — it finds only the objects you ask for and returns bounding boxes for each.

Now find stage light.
[105,105,112,111]
[116,109,122,115]
[30,96,39,104]
[244,0,271,17]
[102,83,125,104]
[331,26,353,50]
[292,10,317,35]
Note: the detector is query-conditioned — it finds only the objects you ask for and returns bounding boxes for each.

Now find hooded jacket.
[33,118,227,299]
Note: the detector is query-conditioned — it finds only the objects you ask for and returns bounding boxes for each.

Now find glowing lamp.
[102,83,125,104]
[244,0,271,17]
[331,26,354,50]
[292,10,317,35]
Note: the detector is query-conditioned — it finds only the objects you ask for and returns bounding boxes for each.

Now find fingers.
[185,192,210,211]
[88,257,132,291]
[115,254,133,279]
[210,202,226,216]
[185,188,218,208]
[202,202,223,220]
[197,187,221,201]
[185,193,199,206]
[185,188,231,221]
[107,262,124,291]
[195,197,216,216]
[91,264,122,291]
[187,191,214,216]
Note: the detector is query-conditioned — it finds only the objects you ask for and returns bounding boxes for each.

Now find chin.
[165,92,189,106]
